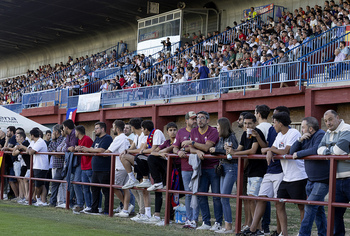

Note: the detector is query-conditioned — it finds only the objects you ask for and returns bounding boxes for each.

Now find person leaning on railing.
[317,110,350,236]
[290,117,327,236]
[189,111,222,231]
[172,111,199,229]
[26,128,50,206]
[79,122,113,215]
[208,117,238,234]
[146,122,179,225]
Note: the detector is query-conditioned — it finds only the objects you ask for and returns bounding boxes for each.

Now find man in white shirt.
[27,128,49,206]
[124,123,135,145]
[255,104,272,140]
[120,118,147,220]
[262,112,306,236]
[105,120,132,217]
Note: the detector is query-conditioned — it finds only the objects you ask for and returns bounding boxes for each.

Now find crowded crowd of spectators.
[1,104,350,235]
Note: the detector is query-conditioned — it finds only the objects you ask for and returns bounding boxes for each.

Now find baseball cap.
[185,111,197,119]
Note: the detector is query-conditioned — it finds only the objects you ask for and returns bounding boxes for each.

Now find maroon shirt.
[158,139,180,164]
[190,125,219,169]
[173,127,192,171]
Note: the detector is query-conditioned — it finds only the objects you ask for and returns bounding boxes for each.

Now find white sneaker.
[115,210,129,218]
[113,206,122,213]
[183,220,196,229]
[147,183,164,191]
[41,202,49,207]
[278,233,284,236]
[122,179,140,189]
[135,179,152,188]
[215,228,233,234]
[56,203,66,208]
[34,199,44,206]
[143,214,161,224]
[98,208,103,213]
[130,213,142,221]
[82,207,91,213]
[133,214,150,223]
[196,222,211,230]
[155,220,172,226]
[209,222,222,231]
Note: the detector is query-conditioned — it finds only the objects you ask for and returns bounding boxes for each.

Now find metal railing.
[99,77,220,107]
[307,60,350,85]
[298,31,350,65]
[264,26,347,65]
[219,61,304,94]
[0,151,348,235]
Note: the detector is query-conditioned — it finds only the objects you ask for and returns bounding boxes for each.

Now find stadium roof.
[0,0,205,56]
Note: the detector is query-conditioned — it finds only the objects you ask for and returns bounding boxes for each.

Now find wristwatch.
[192,141,195,146]
[298,137,303,142]
[182,147,186,151]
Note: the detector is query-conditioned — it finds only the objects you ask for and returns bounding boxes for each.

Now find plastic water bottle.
[225,141,233,160]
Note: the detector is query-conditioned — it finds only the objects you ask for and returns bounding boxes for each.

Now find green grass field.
[0,196,349,235]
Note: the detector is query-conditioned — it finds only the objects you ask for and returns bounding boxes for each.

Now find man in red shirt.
[74,125,93,213]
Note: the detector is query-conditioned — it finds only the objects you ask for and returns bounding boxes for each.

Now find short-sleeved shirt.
[91,134,113,172]
[20,140,31,168]
[79,135,94,170]
[257,122,272,140]
[8,135,16,147]
[240,128,267,177]
[272,128,307,182]
[266,126,283,174]
[199,66,210,79]
[31,138,49,170]
[144,129,166,147]
[133,133,146,149]
[190,126,219,169]
[107,133,130,170]
[173,127,192,170]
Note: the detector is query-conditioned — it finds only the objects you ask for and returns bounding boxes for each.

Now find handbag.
[215,162,224,176]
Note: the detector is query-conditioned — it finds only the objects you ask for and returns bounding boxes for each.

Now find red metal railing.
[0,151,349,235]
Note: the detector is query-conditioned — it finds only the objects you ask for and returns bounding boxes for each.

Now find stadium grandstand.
[2,0,350,235]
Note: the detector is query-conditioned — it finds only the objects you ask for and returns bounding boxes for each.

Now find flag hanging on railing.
[0,151,3,168]
[66,108,77,122]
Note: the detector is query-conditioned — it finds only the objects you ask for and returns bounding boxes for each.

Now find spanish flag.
[0,151,3,168]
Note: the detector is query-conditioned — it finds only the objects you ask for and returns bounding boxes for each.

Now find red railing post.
[164,154,173,225]
[109,154,116,217]
[235,156,244,233]
[28,154,33,205]
[327,157,337,235]
[65,182,70,209]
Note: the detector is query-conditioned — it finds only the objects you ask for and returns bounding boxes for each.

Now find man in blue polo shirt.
[290,117,327,236]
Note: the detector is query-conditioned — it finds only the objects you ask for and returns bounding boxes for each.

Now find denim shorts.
[247,177,263,196]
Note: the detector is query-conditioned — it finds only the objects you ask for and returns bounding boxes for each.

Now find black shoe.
[84,209,100,215]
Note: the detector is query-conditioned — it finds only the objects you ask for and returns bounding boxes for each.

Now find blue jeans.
[182,171,199,221]
[334,178,350,236]
[299,180,328,236]
[198,168,223,226]
[220,163,237,224]
[70,165,84,207]
[81,169,93,208]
